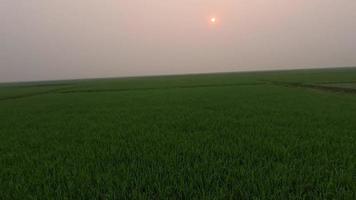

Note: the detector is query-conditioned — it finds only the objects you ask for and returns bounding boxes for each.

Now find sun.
[210,17,216,23]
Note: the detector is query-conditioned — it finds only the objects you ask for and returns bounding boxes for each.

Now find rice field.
[0,67,355,199]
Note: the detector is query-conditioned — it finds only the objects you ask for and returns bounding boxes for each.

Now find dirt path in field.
[267,81,356,94]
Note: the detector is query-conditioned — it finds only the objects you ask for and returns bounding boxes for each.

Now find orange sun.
[210,17,216,23]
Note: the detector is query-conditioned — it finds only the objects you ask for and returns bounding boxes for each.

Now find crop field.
[0,67,355,199]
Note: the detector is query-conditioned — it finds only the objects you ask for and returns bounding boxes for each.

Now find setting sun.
[210,17,216,23]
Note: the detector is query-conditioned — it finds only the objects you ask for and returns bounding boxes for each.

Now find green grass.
[0,67,355,199]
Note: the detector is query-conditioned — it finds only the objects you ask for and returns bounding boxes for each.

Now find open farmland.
[0,67,355,199]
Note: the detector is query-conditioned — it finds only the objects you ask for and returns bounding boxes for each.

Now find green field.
[1,67,355,199]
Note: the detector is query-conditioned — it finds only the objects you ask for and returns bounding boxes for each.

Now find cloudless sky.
[1,0,356,82]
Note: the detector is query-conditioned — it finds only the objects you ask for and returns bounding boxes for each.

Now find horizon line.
[1,65,355,85]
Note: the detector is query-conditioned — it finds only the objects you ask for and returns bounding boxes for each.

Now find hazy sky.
[1,0,356,82]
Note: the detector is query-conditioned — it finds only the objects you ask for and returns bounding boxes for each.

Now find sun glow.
[210,17,216,23]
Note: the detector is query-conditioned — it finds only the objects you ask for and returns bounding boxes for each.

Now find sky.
[1,0,356,82]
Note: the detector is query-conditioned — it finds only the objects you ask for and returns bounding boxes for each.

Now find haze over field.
[1,0,356,82]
